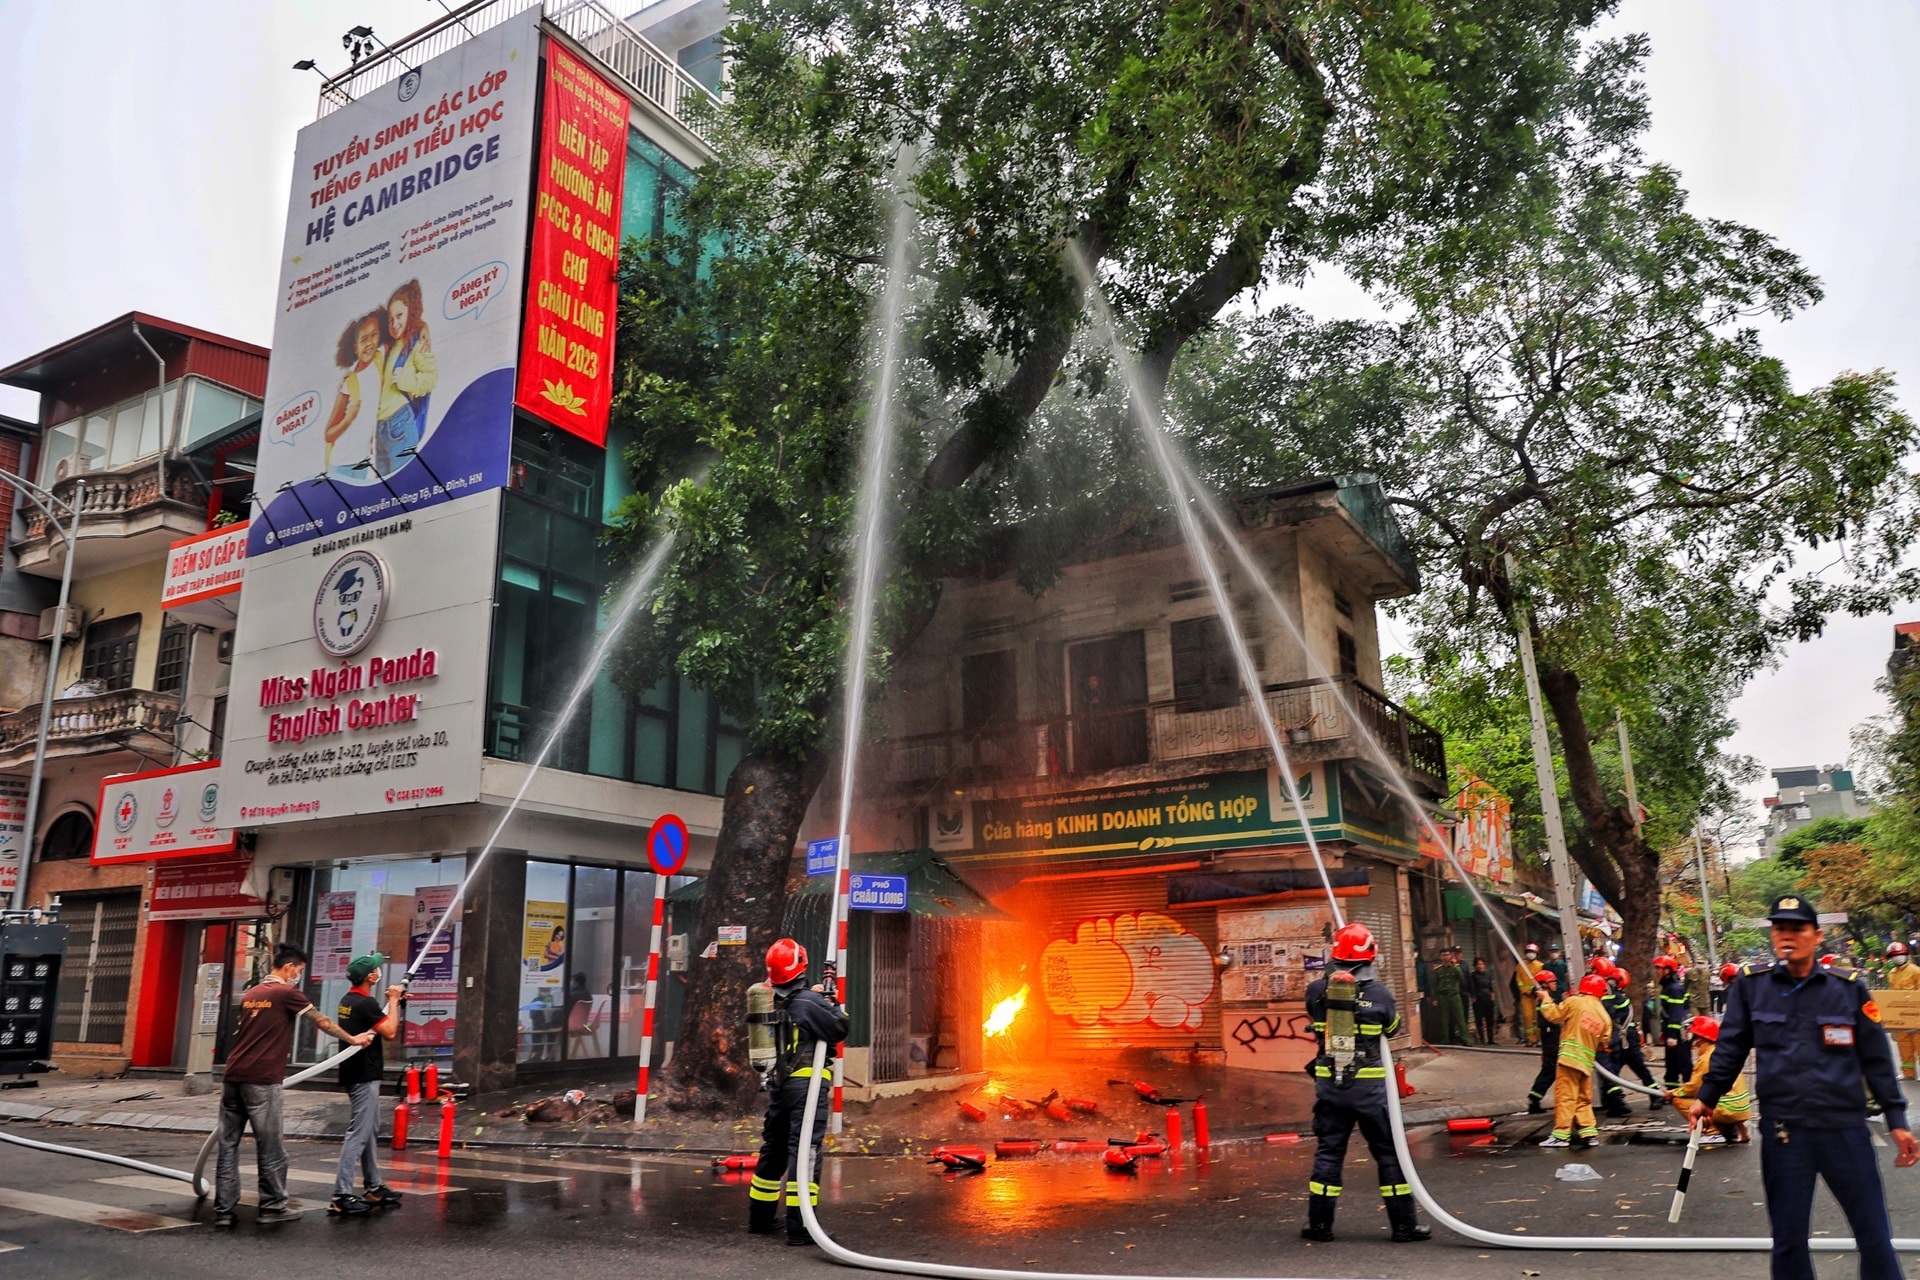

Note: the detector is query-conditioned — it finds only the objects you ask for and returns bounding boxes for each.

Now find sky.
[0,1,1914,845]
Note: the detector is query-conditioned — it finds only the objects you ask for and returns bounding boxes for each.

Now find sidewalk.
[0,1043,1540,1155]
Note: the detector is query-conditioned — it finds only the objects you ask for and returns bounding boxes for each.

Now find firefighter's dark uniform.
[749,982,851,1242]
[1526,991,1562,1112]
[1699,954,1909,1280]
[1303,964,1423,1241]
[1658,969,1692,1091]
[1599,981,1656,1114]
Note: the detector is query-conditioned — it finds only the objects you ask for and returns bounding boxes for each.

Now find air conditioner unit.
[37,605,81,643]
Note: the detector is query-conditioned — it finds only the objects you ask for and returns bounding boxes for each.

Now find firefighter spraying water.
[1301,921,1430,1244]
[746,938,850,1245]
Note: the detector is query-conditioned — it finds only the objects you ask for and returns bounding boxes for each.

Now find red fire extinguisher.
[423,1062,441,1102]
[1193,1098,1210,1150]
[1395,1060,1416,1098]
[437,1094,456,1159]
[1165,1105,1182,1149]
[956,1100,987,1122]
[391,1097,410,1151]
[403,1065,422,1105]
[712,1154,758,1171]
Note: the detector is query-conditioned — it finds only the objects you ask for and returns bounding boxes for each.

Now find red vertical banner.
[515,44,629,445]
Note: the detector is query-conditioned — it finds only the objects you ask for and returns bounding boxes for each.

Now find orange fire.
[984,985,1029,1037]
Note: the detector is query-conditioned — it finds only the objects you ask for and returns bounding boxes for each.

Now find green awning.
[668,849,1012,921]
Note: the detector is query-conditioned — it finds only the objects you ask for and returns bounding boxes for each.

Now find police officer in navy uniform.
[1693,895,1920,1280]
[1301,922,1431,1244]
[748,938,851,1246]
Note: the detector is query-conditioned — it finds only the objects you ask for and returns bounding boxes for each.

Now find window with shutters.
[1336,630,1359,679]
[154,621,190,694]
[81,615,141,691]
[1171,616,1239,711]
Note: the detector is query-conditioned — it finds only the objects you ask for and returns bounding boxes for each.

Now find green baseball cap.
[347,954,387,983]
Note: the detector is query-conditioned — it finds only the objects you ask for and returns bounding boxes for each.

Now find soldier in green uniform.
[1431,947,1469,1045]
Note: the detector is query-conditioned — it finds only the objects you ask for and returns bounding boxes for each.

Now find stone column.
[453,849,525,1094]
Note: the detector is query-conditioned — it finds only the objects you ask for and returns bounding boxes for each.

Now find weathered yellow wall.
[61,559,166,689]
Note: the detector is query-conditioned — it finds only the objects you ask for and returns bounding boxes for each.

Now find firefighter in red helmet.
[1300,922,1430,1244]
[747,938,850,1245]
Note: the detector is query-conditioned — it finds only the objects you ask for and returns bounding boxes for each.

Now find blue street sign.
[648,813,688,876]
[805,836,840,878]
[848,874,908,912]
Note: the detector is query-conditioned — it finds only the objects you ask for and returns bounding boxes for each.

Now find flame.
[984,985,1029,1037]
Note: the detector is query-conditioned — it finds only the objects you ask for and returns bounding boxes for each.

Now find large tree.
[1173,140,1920,986]
[607,0,1625,1110]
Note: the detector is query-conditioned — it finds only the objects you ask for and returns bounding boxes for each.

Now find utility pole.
[1616,714,1642,839]
[1693,819,1721,970]
[1,471,81,913]
[1507,554,1587,964]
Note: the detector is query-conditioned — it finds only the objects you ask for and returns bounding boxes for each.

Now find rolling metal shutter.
[998,870,1221,1053]
[1346,861,1410,1042]
[54,891,140,1045]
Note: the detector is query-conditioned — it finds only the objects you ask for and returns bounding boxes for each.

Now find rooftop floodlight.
[342,24,415,72]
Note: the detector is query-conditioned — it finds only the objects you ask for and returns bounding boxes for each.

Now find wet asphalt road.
[3,1111,1919,1279]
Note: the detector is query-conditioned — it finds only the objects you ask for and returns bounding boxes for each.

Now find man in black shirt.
[332,954,405,1215]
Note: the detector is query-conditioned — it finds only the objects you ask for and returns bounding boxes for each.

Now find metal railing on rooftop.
[316,0,717,146]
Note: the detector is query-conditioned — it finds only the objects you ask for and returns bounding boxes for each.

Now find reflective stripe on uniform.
[791,1067,819,1078]
[1355,1066,1387,1079]
[1381,1183,1412,1197]
[784,1182,821,1206]
[749,1176,782,1203]
[1307,1181,1341,1197]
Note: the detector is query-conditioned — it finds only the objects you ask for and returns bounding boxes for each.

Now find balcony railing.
[16,459,202,544]
[315,0,718,147]
[0,689,180,760]
[873,676,1446,795]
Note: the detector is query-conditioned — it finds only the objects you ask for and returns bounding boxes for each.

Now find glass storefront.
[294,856,468,1065]
[518,859,680,1066]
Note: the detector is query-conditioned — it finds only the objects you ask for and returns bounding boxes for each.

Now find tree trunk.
[662,749,820,1114]
[1535,662,1661,1005]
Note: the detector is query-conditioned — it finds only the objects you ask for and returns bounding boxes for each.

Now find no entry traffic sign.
[647,813,688,876]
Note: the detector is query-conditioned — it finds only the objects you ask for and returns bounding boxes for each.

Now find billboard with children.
[249,10,541,556]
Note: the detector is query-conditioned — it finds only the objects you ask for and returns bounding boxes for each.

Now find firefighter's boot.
[1301,1187,1337,1242]
[748,1181,781,1236]
[1385,1188,1431,1243]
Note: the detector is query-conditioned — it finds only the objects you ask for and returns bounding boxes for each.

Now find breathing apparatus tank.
[746,981,779,1084]
[1325,966,1359,1086]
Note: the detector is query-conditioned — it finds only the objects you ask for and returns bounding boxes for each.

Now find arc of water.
[825,188,919,1134]
[1066,246,1345,925]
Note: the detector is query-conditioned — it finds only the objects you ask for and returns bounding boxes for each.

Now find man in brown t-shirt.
[214,942,373,1228]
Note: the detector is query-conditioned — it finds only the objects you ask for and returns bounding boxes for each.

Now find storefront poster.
[91,762,234,863]
[221,490,498,825]
[0,776,24,897]
[1453,773,1513,883]
[407,884,460,1046]
[955,765,1338,865]
[314,890,358,980]
[250,11,540,555]
[149,853,266,922]
[1040,911,1214,1032]
[514,41,629,444]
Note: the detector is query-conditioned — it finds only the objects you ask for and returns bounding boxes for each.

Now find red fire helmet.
[1652,955,1680,972]
[1720,962,1739,982]
[1535,969,1557,987]
[1331,922,1377,963]
[766,937,808,986]
[1578,974,1610,998]
[1587,955,1615,976]
[1690,1015,1720,1042]
[1891,942,1911,958]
